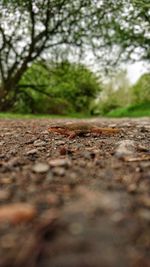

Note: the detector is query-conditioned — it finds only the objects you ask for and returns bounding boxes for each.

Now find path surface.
[0,118,150,267]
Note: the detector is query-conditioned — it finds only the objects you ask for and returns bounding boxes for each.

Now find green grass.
[1,102,150,119]
[0,112,92,119]
[107,102,150,117]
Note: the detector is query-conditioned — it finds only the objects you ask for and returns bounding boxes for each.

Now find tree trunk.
[0,60,30,112]
[0,82,17,111]
[0,86,9,111]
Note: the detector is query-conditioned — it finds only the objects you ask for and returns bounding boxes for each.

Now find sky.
[84,50,149,85]
[127,61,149,84]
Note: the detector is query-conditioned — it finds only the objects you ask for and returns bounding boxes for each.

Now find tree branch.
[17,84,55,98]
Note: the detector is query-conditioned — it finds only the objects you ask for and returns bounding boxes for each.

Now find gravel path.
[0,118,150,267]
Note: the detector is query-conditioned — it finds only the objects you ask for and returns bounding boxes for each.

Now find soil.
[0,117,150,267]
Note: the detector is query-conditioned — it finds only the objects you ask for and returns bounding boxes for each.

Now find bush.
[13,60,101,115]
[132,73,150,104]
[94,70,131,115]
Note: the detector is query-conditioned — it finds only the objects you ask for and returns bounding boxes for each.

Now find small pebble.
[6,157,20,167]
[33,140,46,147]
[33,162,49,173]
[26,149,38,155]
[1,177,13,185]
[0,203,37,224]
[0,190,10,201]
[115,140,137,158]
[138,209,150,221]
[49,158,71,167]
[52,167,65,176]
[0,141,5,146]
[55,140,66,145]
[127,184,137,193]
[138,196,150,208]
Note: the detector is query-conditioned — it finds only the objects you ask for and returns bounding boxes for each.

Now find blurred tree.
[132,73,150,104]
[14,60,101,114]
[96,0,150,65]
[0,0,109,111]
[93,70,131,114]
[1,0,149,112]
[47,61,101,113]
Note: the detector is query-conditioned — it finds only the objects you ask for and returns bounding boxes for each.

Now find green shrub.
[13,60,101,114]
[93,70,132,115]
[132,73,150,104]
[107,102,150,117]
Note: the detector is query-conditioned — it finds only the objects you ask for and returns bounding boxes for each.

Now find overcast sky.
[83,49,149,85]
[127,61,149,84]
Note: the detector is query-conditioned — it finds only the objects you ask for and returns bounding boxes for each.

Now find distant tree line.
[13,61,101,115]
[0,0,150,113]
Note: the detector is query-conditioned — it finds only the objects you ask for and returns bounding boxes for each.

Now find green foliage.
[93,70,132,115]
[48,61,101,113]
[132,73,150,104]
[13,61,101,115]
[0,112,90,119]
[107,102,150,117]
[94,0,150,65]
[0,0,107,111]
[95,71,150,117]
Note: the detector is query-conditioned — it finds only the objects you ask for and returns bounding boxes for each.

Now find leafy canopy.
[132,73,150,104]
[99,0,150,63]
[14,60,101,114]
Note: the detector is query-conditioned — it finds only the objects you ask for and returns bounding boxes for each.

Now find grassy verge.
[107,102,150,117]
[0,112,91,119]
[1,102,150,119]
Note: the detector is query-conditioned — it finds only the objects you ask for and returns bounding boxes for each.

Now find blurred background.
[0,0,150,118]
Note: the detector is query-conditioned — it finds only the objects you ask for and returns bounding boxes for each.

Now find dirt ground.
[0,117,150,267]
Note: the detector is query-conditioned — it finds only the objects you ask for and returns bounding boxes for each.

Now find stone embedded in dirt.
[49,158,71,168]
[108,124,117,128]
[33,140,46,147]
[127,183,137,193]
[6,157,20,167]
[0,177,13,185]
[32,162,50,173]
[137,144,150,152]
[0,141,5,146]
[25,138,37,144]
[0,190,10,201]
[25,149,38,155]
[41,130,49,134]
[138,196,150,208]
[55,140,66,145]
[124,155,150,162]
[114,140,137,158]
[4,132,12,136]
[0,203,37,224]
[138,209,150,221]
[52,167,66,176]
